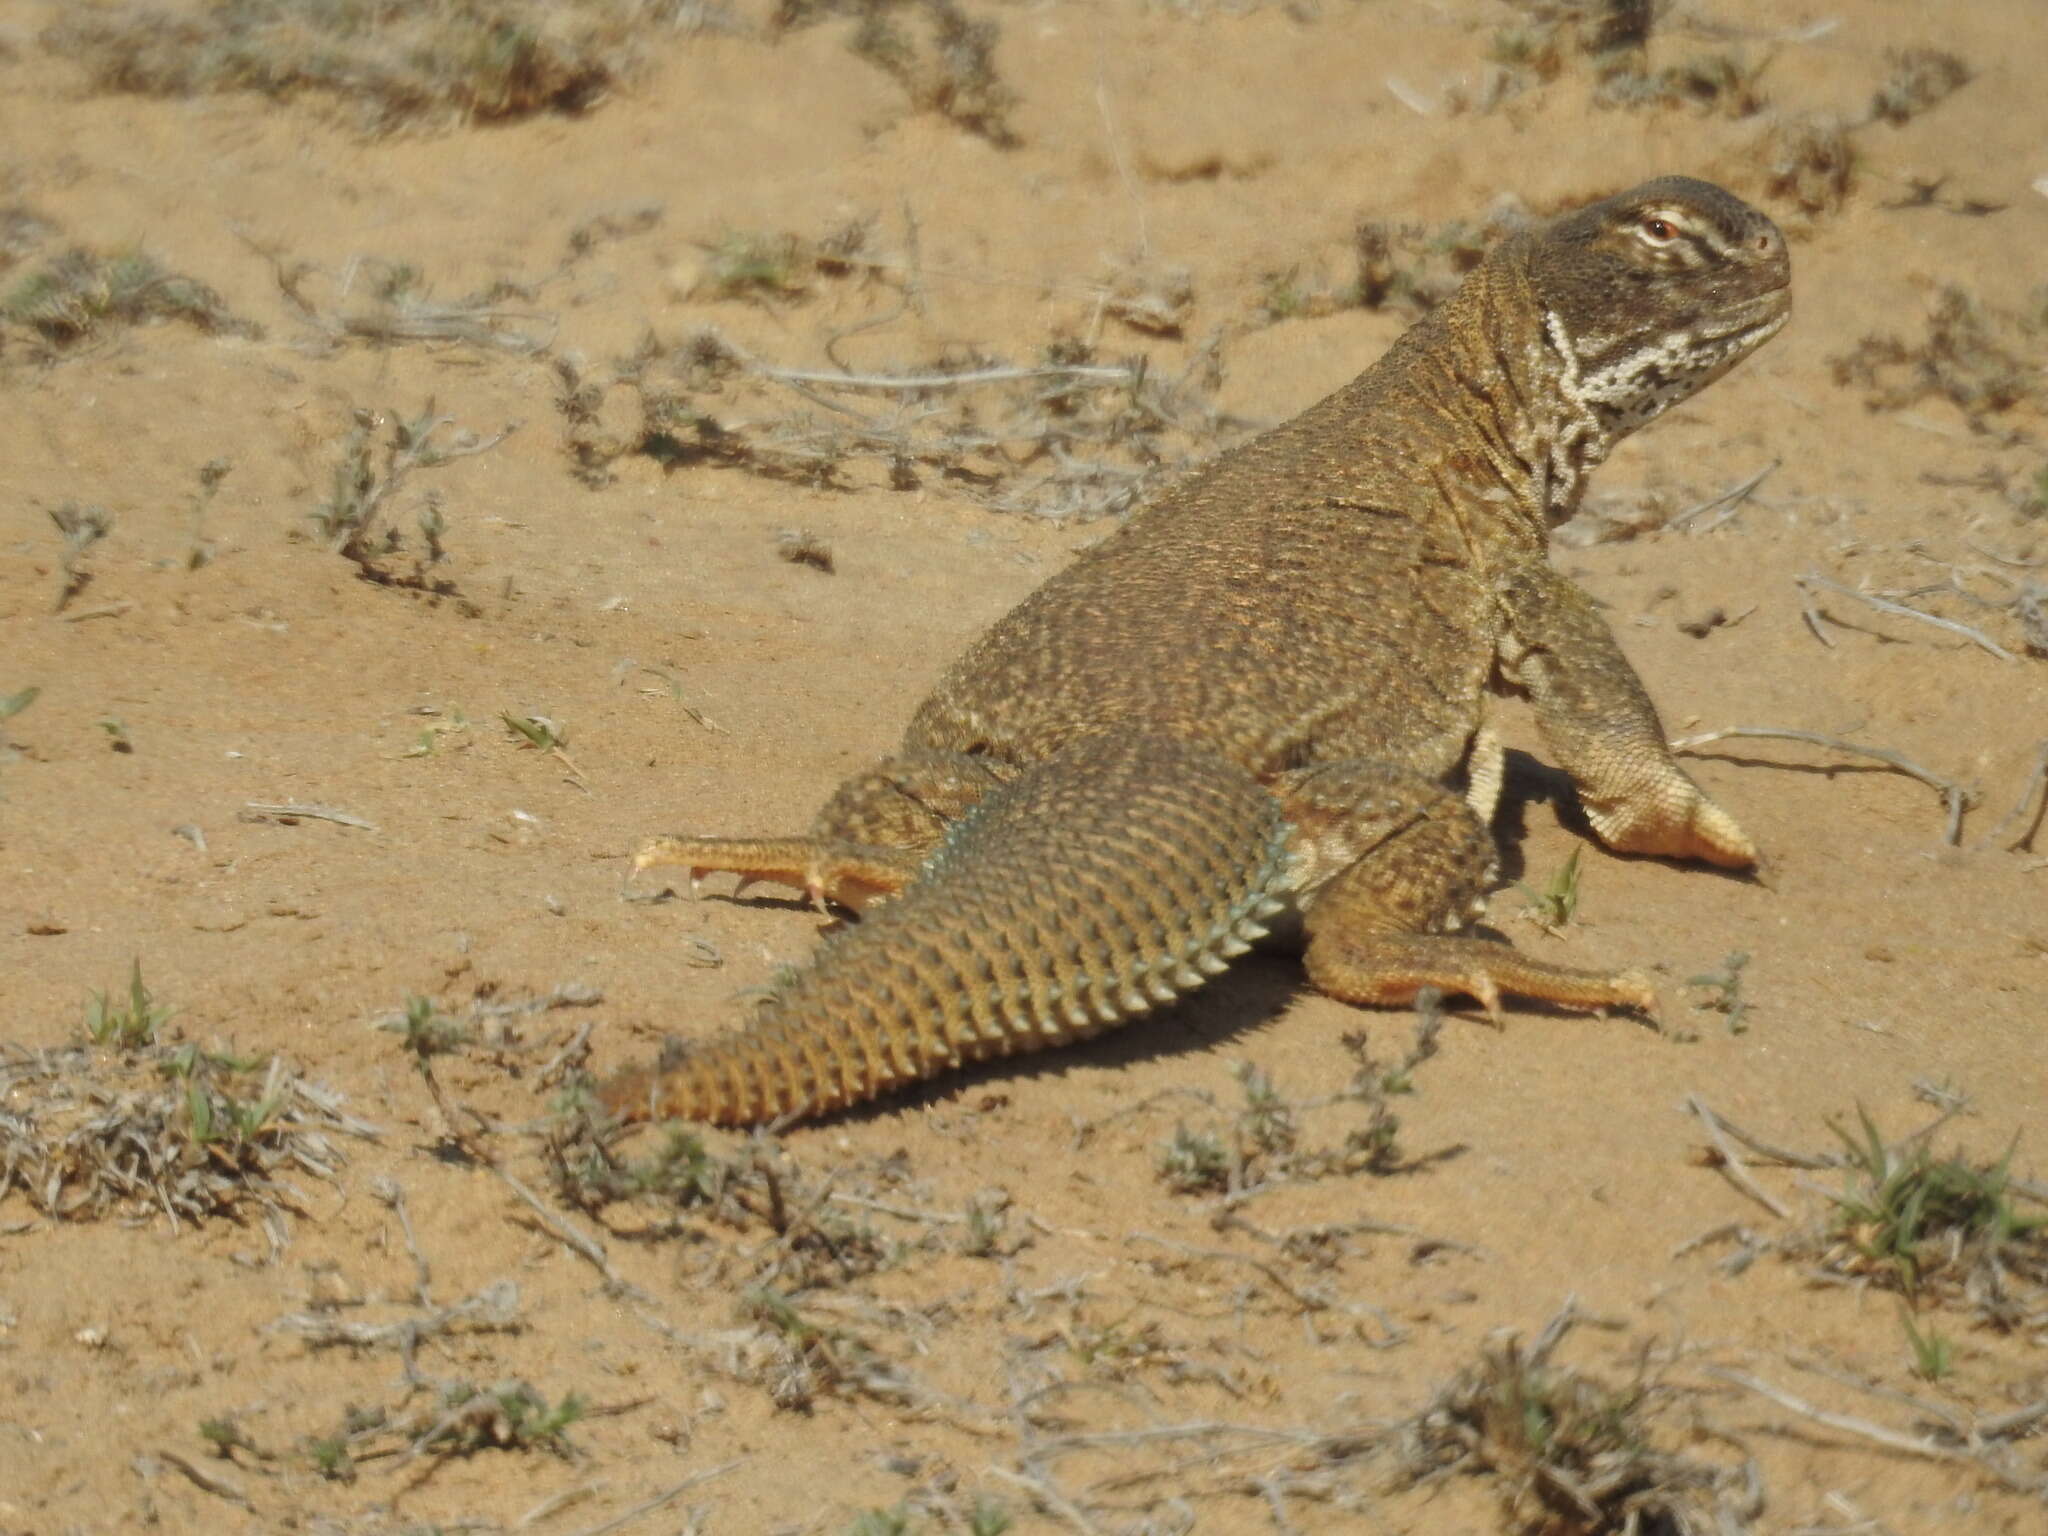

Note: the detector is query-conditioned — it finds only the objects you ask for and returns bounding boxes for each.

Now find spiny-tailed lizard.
[601,176,1790,1126]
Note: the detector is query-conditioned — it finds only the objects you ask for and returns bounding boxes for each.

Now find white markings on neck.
[1540,307,1614,517]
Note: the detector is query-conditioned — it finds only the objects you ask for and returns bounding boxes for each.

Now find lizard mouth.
[1712,285,1792,345]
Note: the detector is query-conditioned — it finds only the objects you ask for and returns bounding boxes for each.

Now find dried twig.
[1715,1369,1974,1464]
[986,1464,1106,1535]
[1982,739,2048,852]
[493,1163,648,1301]
[1710,1368,2022,1477]
[1670,459,1778,533]
[754,361,1142,393]
[557,1460,743,1536]
[372,1175,433,1302]
[151,1449,254,1511]
[1683,1099,1835,1171]
[270,1279,522,1350]
[1796,571,2018,662]
[1127,1231,1328,1315]
[1686,1094,1792,1219]
[1670,726,1977,844]
[240,801,378,831]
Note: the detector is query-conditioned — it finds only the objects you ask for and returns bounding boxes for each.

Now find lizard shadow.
[826,953,1316,1127]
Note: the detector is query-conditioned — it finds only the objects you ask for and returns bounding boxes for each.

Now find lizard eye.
[1639,215,1679,243]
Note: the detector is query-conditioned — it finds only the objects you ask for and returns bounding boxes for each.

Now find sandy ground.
[3,1,2046,1531]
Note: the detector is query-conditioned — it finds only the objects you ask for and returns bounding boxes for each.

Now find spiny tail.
[599,735,1293,1126]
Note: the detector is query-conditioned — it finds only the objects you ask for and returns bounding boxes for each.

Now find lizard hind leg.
[1279,761,1657,1021]
[634,750,1021,912]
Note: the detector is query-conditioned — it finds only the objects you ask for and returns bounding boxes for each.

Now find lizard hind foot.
[633,835,920,913]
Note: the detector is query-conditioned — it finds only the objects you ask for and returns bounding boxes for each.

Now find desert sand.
[3,1,2045,1531]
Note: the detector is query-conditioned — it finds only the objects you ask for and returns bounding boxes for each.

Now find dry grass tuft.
[1396,1309,1761,1535]
[1869,47,1972,127]
[547,1098,899,1290]
[1831,285,2045,428]
[776,527,836,571]
[308,400,515,600]
[1480,1,1769,119]
[1753,112,1857,219]
[685,217,883,304]
[42,0,709,133]
[774,0,1018,146]
[1,242,257,356]
[555,326,1246,518]
[267,252,553,354]
[0,1039,379,1256]
[1801,1107,2048,1332]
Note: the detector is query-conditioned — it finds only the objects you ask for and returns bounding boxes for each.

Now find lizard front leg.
[1276,760,1657,1019]
[1496,561,1757,869]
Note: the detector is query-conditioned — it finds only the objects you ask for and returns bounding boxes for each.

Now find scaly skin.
[602,177,1790,1126]
[603,736,1294,1124]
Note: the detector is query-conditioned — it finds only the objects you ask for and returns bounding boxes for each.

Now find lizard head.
[1526,176,1790,441]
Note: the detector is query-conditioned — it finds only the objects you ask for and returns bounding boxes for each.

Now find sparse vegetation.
[48,502,113,613]
[1481,1,1770,119]
[1518,845,1582,933]
[1149,1022,1448,1198]
[0,1039,375,1250]
[44,0,709,133]
[1901,1308,1954,1381]
[2,243,254,356]
[1814,1106,2048,1319]
[267,252,553,354]
[1395,1309,1760,1534]
[687,219,881,304]
[309,401,511,597]
[1831,284,2044,428]
[213,1372,592,1485]
[6,12,2044,1533]
[1684,950,1751,1035]
[83,961,173,1048]
[774,0,1019,146]
[731,1285,923,1410]
[393,994,472,1062]
[1870,47,1972,127]
[1754,112,1858,218]
[776,527,836,571]
[548,1099,897,1290]
[1347,211,1512,317]
[554,325,1245,518]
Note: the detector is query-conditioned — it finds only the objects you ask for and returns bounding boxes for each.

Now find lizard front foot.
[1306,931,1659,1023]
[1584,778,1757,869]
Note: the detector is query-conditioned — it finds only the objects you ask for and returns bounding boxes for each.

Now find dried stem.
[1795,571,2018,662]
[1670,725,1977,844]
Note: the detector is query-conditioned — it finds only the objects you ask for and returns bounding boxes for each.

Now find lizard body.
[603,176,1790,1126]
